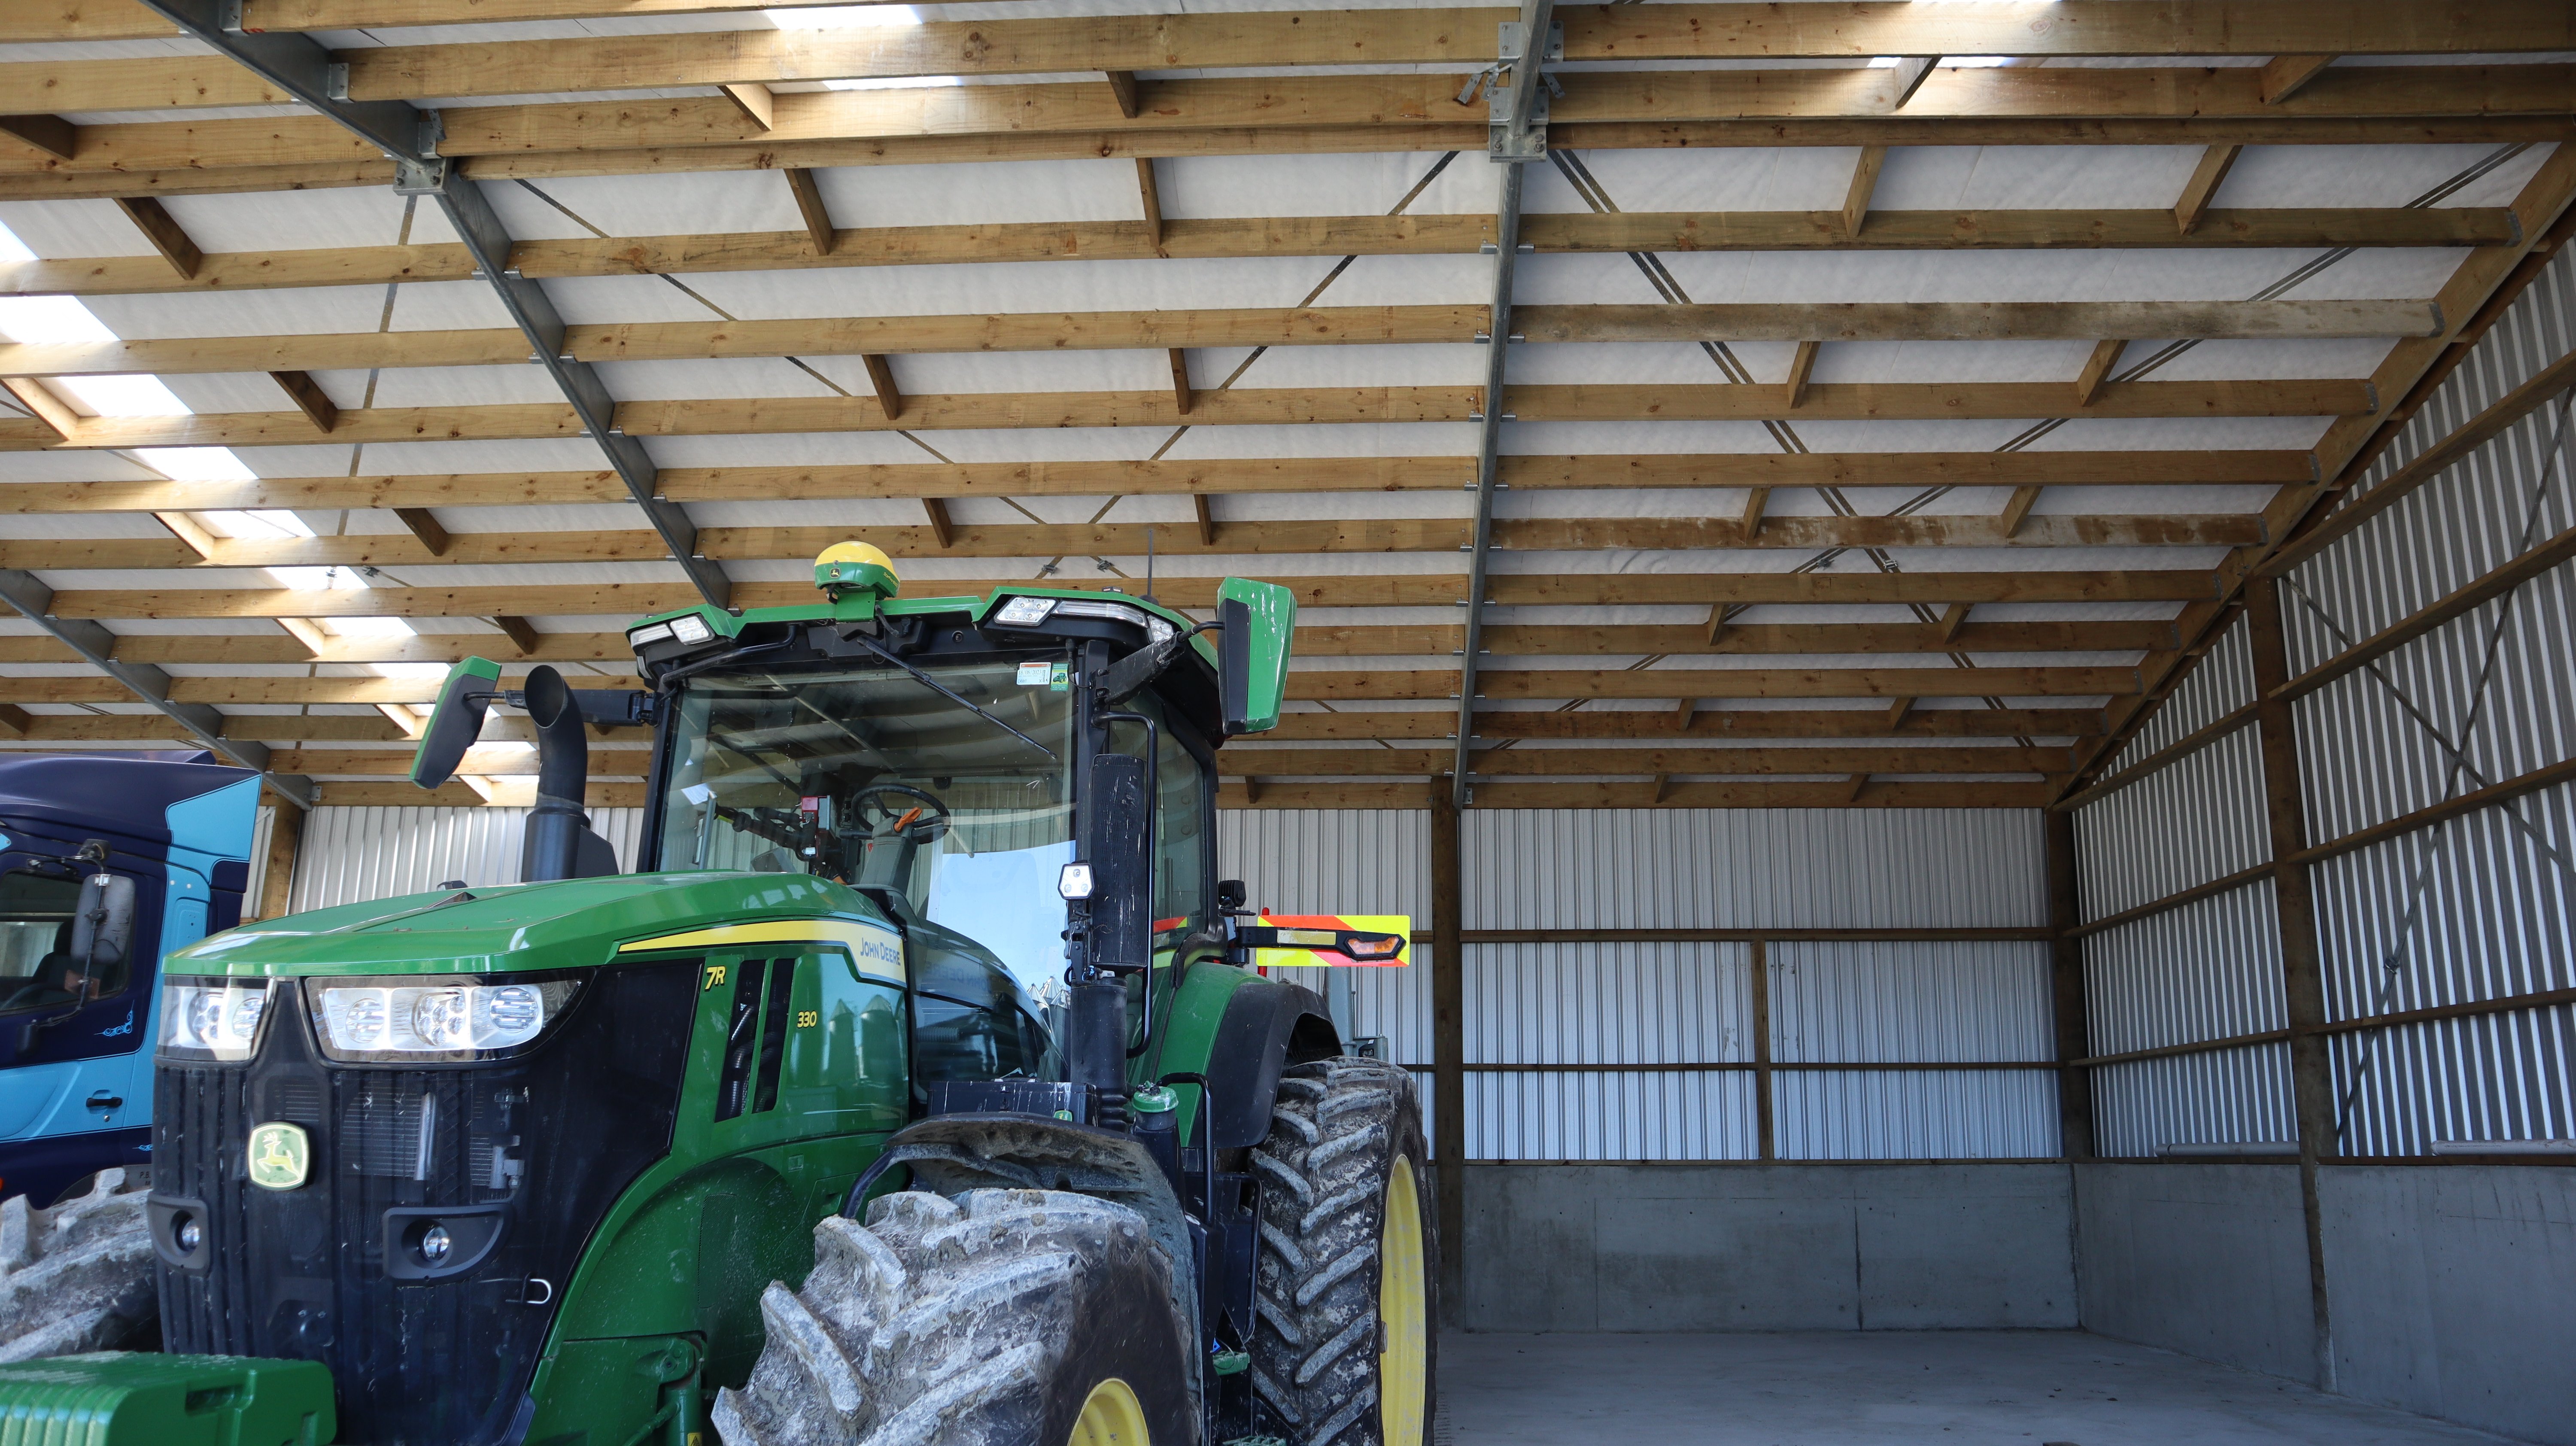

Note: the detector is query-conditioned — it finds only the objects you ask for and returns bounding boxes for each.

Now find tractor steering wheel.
[848,783,952,844]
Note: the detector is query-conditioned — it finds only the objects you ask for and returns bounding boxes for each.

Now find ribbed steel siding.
[1766,941,2056,1158]
[1464,809,2046,930]
[2330,244,2574,519]
[288,807,647,912]
[1773,1072,2057,1160]
[2091,1045,2298,1159]
[2107,614,2256,775]
[2084,884,2287,1057]
[1467,942,1752,1064]
[2074,723,2270,921]
[1769,942,2052,1063]
[2332,1010,2576,1156]
[1465,1071,1756,1161]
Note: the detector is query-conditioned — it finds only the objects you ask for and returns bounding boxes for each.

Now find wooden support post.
[1701,606,1726,647]
[2044,808,2096,1160]
[1883,696,1913,730]
[1429,785,1466,1324]
[1168,347,1193,416]
[1192,492,1215,547]
[1783,339,1819,410]
[2245,574,2339,1388]
[1750,939,1775,1160]
[2075,339,2127,406]
[922,497,956,549]
[0,114,75,161]
[2260,55,2336,104]
[1938,601,1972,644]
[1845,772,1869,803]
[1240,775,1261,806]
[1739,486,1770,537]
[2175,144,2243,236]
[861,353,902,420]
[492,614,541,654]
[719,81,775,129]
[1136,158,1165,251]
[2000,485,2043,537]
[1104,70,1141,119]
[114,196,201,279]
[254,794,305,922]
[1841,145,1886,238]
[1649,773,1672,805]
[269,370,339,432]
[784,168,835,256]
[392,507,450,556]
[0,702,30,738]
[1674,697,1697,730]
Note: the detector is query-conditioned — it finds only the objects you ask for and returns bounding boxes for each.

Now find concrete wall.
[2320,1167,2576,1446]
[2069,1163,2317,1382]
[2072,1163,2576,1446]
[1459,1163,2077,1332]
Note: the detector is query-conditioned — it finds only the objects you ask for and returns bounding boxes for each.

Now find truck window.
[0,870,84,1015]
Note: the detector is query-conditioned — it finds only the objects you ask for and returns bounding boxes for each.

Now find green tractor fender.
[1191,975,1341,1148]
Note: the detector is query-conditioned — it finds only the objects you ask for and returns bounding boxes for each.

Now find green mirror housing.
[1217,577,1294,735]
[411,656,502,789]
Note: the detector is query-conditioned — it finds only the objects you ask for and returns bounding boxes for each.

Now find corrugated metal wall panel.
[1216,808,1432,918]
[2072,243,2576,1157]
[2090,1044,2297,1158]
[2106,614,2256,776]
[1463,809,2045,930]
[1771,1070,2058,1160]
[2074,722,2270,921]
[1768,942,2053,1063]
[2333,1008,2576,1156]
[1464,942,1752,1065]
[1463,1071,1757,1161]
[2083,882,2287,1057]
[287,807,646,912]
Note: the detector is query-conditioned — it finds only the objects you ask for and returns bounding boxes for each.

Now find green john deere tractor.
[0,542,1434,1446]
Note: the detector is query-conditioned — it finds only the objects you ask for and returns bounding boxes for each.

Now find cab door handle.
[85,1091,122,1111]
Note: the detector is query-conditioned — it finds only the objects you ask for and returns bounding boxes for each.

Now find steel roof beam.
[131,0,731,610]
[0,567,313,808]
[1452,0,1553,809]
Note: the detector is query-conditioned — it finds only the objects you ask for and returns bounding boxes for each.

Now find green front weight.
[0,1352,336,1446]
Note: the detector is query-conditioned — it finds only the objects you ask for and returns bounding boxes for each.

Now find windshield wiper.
[842,631,1059,762]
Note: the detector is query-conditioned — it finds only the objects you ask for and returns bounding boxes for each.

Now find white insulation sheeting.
[286,806,647,912]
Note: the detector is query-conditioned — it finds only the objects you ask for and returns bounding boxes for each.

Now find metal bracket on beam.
[0,569,314,808]
[1487,16,1562,161]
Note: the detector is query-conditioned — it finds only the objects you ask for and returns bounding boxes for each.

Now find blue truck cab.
[0,752,260,1206]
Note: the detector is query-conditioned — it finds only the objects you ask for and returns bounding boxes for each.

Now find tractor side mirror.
[1083,752,1152,972]
[412,656,502,789]
[70,871,136,993]
[1216,578,1295,735]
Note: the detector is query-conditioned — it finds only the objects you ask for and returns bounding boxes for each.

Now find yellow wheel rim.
[1067,1376,1150,1446]
[1378,1154,1430,1445]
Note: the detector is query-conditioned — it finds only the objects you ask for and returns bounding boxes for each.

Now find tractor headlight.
[159,978,271,1062]
[310,974,583,1063]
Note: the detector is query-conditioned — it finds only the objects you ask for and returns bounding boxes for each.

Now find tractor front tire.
[1249,1059,1437,1446]
[712,1188,1196,1446]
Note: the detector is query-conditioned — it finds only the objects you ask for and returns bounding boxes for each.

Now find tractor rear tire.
[0,1168,156,1363]
[712,1187,1197,1446]
[1249,1059,1437,1446]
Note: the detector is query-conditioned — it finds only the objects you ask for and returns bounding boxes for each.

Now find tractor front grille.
[154,965,696,1446]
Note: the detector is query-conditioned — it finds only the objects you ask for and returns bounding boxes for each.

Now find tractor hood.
[167,871,896,977]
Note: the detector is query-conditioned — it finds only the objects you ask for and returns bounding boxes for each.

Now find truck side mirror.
[412,656,501,789]
[1216,578,1295,735]
[70,871,136,988]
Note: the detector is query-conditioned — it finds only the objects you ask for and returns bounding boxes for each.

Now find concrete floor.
[1434,1331,2528,1445]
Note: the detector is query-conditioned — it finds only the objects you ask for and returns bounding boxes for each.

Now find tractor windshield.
[657,658,1077,998]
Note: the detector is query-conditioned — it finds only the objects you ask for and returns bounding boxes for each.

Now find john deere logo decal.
[246,1121,310,1191]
